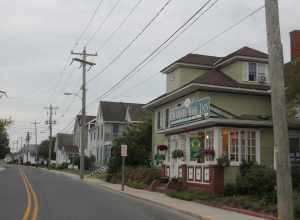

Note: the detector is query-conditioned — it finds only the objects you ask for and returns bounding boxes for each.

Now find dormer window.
[246,62,267,83]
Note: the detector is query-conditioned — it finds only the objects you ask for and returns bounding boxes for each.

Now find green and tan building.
[144,46,300,194]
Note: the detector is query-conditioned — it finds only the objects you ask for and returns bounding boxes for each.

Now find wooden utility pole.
[44,105,58,168]
[264,1,294,219]
[71,47,97,179]
[31,121,41,162]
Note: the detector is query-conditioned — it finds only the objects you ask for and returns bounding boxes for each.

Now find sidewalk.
[46,169,266,220]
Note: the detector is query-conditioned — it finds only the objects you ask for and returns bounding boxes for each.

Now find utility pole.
[265,1,294,219]
[44,105,58,168]
[31,121,41,164]
[71,47,97,179]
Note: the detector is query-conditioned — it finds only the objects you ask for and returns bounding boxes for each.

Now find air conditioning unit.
[258,75,266,84]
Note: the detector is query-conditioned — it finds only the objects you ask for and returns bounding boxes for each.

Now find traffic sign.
[121,145,127,157]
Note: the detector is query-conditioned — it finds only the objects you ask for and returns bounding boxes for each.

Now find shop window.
[229,130,239,162]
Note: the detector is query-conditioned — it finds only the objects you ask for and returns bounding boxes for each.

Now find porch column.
[214,127,221,159]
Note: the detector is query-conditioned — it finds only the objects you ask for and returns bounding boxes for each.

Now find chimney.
[290,30,300,61]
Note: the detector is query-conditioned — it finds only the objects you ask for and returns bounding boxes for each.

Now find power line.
[85,0,122,46]
[89,3,264,104]
[96,0,144,52]
[73,0,105,50]
[86,0,215,104]
[86,0,174,84]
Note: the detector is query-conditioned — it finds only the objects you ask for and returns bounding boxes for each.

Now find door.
[169,138,179,178]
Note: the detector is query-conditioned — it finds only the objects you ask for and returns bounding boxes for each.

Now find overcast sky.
[2,0,299,151]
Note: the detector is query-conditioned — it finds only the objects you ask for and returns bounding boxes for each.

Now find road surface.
[0,166,198,220]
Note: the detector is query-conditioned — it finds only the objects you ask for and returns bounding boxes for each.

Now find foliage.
[0,119,11,159]
[38,137,56,160]
[239,160,256,177]
[74,155,95,170]
[294,192,300,217]
[106,166,160,187]
[284,61,300,118]
[292,166,300,191]
[216,154,230,167]
[127,180,147,189]
[167,190,213,202]
[172,149,184,159]
[108,113,152,173]
[235,164,276,195]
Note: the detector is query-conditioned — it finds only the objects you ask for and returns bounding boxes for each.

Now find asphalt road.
[0,166,198,220]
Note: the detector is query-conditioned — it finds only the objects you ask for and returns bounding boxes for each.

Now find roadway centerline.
[19,168,39,220]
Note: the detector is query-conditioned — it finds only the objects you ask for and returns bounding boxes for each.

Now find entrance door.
[169,138,179,178]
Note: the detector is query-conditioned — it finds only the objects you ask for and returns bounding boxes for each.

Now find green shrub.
[236,164,276,195]
[106,166,160,186]
[294,192,300,217]
[292,166,300,191]
[167,190,213,201]
[224,183,237,196]
[127,180,146,189]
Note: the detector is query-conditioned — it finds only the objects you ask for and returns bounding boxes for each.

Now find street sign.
[121,145,127,157]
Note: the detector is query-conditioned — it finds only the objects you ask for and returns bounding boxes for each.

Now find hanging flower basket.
[157,145,168,151]
[172,149,184,159]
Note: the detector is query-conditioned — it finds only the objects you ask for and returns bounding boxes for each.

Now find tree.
[38,137,56,160]
[285,60,300,118]
[0,119,10,159]
[108,113,152,173]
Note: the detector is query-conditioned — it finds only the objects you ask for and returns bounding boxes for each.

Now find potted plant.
[172,149,184,159]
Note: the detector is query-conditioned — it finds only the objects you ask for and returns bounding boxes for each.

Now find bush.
[292,166,300,191]
[236,164,276,195]
[127,180,147,189]
[167,190,213,202]
[294,192,300,217]
[224,183,237,196]
[106,166,160,186]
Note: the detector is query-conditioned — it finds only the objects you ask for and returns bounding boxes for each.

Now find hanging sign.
[170,97,210,126]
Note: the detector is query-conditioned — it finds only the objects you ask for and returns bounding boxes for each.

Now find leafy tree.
[108,113,152,173]
[38,137,56,160]
[0,119,11,159]
[285,60,300,118]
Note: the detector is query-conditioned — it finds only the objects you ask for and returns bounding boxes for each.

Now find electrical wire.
[86,0,174,84]
[85,0,122,46]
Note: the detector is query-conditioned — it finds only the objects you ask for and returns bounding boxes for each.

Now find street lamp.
[64,91,85,179]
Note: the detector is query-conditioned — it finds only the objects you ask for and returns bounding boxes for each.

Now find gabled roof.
[191,69,270,91]
[56,133,73,150]
[214,46,268,66]
[100,101,145,122]
[162,54,219,73]
[144,69,270,109]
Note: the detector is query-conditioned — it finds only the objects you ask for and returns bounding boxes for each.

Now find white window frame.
[228,128,260,166]
[244,62,268,83]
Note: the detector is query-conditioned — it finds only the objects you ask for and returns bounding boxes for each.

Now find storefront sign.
[170,97,210,126]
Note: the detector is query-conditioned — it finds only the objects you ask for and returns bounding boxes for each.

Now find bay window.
[226,128,259,164]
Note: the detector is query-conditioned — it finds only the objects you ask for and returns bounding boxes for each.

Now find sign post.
[121,145,127,191]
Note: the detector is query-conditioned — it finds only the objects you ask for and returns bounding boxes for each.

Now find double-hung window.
[247,63,267,82]
[112,124,119,137]
[157,111,161,130]
[229,130,239,162]
[248,63,257,81]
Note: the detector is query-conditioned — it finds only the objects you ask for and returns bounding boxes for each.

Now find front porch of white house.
[158,126,262,194]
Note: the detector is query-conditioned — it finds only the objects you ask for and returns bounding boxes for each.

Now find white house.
[87,101,145,167]
[55,133,74,165]
[22,144,38,164]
